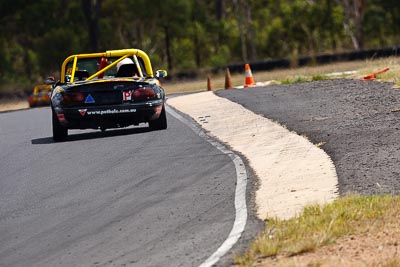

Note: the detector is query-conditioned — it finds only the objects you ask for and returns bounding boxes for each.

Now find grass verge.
[234,194,400,266]
[164,56,400,94]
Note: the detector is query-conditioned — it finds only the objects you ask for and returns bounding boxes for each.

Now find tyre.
[52,111,68,141]
[149,104,167,130]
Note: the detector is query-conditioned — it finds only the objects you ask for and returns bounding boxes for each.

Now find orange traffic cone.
[244,64,256,88]
[207,76,213,91]
[225,68,233,89]
[363,67,389,80]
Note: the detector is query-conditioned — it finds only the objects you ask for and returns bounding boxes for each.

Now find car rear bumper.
[54,100,164,129]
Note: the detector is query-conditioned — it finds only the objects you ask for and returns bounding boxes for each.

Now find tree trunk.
[164,26,172,70]
[353,0,365,49]
[326,0,337,51]
[81,0,102,52]
[335,0,366,50]
[194,23,201,67]
[233,0,248,62]
[215,0,225,55]
[216,0,224,20]
[246,2,257,61]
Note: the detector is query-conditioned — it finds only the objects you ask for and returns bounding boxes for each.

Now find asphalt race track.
[0,107,261,267]
[217,79,400,196]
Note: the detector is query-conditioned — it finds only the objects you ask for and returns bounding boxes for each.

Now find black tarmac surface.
[217,79,400,196]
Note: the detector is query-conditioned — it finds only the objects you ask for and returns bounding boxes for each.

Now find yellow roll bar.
[60,49,155,83]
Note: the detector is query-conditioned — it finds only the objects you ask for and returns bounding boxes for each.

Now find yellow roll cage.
[60,49,154,83]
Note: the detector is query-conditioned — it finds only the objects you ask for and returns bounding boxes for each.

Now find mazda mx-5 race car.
[28,84,52,107]
[46,49,168,141]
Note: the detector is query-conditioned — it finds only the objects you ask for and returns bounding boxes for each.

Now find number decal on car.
[123,91,132,101]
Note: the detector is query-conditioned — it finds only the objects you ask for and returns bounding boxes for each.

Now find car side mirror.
[44,76,56,85]
[155,70,168,78]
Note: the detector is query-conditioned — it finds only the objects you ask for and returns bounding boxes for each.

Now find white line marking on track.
[166,105,248,267]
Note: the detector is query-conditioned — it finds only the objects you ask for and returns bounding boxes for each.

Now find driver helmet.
[116,58,134,71]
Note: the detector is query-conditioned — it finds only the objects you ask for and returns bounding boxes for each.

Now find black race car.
[46,49,168,141]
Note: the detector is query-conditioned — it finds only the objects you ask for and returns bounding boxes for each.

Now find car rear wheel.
[52,111,68,141]
[149,104,167,130]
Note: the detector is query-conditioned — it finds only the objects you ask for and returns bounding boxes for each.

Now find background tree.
[335,0,368,50]
[1,0,400,94]
[82,0,103,52]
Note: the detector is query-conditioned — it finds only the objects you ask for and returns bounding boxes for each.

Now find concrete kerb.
[167,91,339,220]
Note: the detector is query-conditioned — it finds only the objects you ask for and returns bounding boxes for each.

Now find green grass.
[234,194,400,266]
[281,75,309,84]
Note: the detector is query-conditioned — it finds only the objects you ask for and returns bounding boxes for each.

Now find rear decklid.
[61,80,161,107]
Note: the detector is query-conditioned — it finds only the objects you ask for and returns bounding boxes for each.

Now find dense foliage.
[1,0,400,90]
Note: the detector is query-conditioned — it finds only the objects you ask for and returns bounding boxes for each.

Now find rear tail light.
[133,87,156,100]
[57,113,65,120]
[62,92,85,104]
[73,93,85,102]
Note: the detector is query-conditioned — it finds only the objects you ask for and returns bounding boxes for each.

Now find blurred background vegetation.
[1,0,400,94]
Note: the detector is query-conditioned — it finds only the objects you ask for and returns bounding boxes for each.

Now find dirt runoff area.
[257,228,400,266]
[0,100,29,112]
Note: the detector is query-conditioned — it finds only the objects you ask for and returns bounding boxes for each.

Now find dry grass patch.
[234,194,400,266]
[163,57,400,94]
[356,57,400,85]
